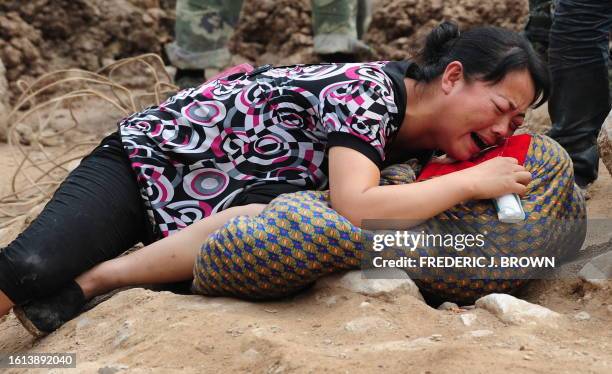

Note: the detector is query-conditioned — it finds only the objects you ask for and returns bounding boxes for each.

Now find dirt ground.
[0,0,611,373]
[0,97,610,374]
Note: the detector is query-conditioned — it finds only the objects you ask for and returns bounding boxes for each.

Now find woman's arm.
[328,146,531,227]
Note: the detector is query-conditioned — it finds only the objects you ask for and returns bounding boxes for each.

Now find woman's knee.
[0,243,62,304]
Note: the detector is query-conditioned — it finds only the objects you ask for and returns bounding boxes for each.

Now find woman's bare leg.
[76,203,265,299]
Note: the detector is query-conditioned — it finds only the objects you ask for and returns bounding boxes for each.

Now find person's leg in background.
[523,0,553,62]
[547,0,611,187]
[311,0,373,62]
[0,132,156,317]
[165,0,245,89]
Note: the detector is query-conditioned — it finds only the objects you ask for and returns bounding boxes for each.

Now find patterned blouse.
[118,61,414,238]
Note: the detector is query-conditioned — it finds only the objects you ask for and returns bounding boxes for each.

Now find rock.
[0,2,175,103]
[39,129,65,147]
[98,364,129,374]
[574,312,591,321]
[344,316,392,333]
[366,0,528,62]
[475,293,561,327]
[460,314,477,326]
[578,250,612,287]
[269,325,282,333]
[14,122,33,145]
[469,329,494,338]
[607,305,612,315]
[317,269,424,301]
[240,348,260,361]
[363,337,435,352]
[597,109,612,176]
[316,294,338,307]
[438,302,459,311]
[226,327,244,337]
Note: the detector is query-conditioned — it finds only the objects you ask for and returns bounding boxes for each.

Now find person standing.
[524,0,611,188]
[165,0,373,88]
[165,0,244,88]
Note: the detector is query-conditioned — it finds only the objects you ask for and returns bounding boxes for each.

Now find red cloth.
[416,134,532,181]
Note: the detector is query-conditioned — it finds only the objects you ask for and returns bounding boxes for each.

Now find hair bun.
[422,21,460,64]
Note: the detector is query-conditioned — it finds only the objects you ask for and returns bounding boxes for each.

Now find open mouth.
[470,132,490,151]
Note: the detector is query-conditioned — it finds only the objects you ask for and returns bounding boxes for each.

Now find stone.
[363,337,434,352]
[98,364,129,374]
[269,325,282,333]
[469,329,494,338]
[597,109,612,176]
[317,269,424,301]
[226,327,244,337]
[460,313,477,326]
[344,316,392,333]
[475,293,561,327]
[438,302,459,311]
[574,311,591,321]
[241,348,260,361]
[14,122,33,145]
[578,251,612,287]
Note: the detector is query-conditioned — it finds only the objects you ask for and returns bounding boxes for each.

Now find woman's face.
[434,65,536,161]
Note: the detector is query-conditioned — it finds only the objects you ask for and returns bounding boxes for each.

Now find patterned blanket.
[191,134,586,303]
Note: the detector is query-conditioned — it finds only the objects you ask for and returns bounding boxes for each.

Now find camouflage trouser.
[165,0,244,70]
[311,0,372,55]
[166,0,373,70]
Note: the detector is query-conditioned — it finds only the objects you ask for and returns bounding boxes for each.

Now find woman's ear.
[441,61,464,94]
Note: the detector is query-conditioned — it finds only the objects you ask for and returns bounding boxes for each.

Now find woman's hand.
[455,157,532,200]
[328,148,530,227]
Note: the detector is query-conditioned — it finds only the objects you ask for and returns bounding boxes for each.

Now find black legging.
[0,130,305,305]
[0,131,157,305]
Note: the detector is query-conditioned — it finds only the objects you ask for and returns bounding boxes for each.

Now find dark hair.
[414,21,550,108]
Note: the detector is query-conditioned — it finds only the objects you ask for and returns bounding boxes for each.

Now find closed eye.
[491,100,503,114]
